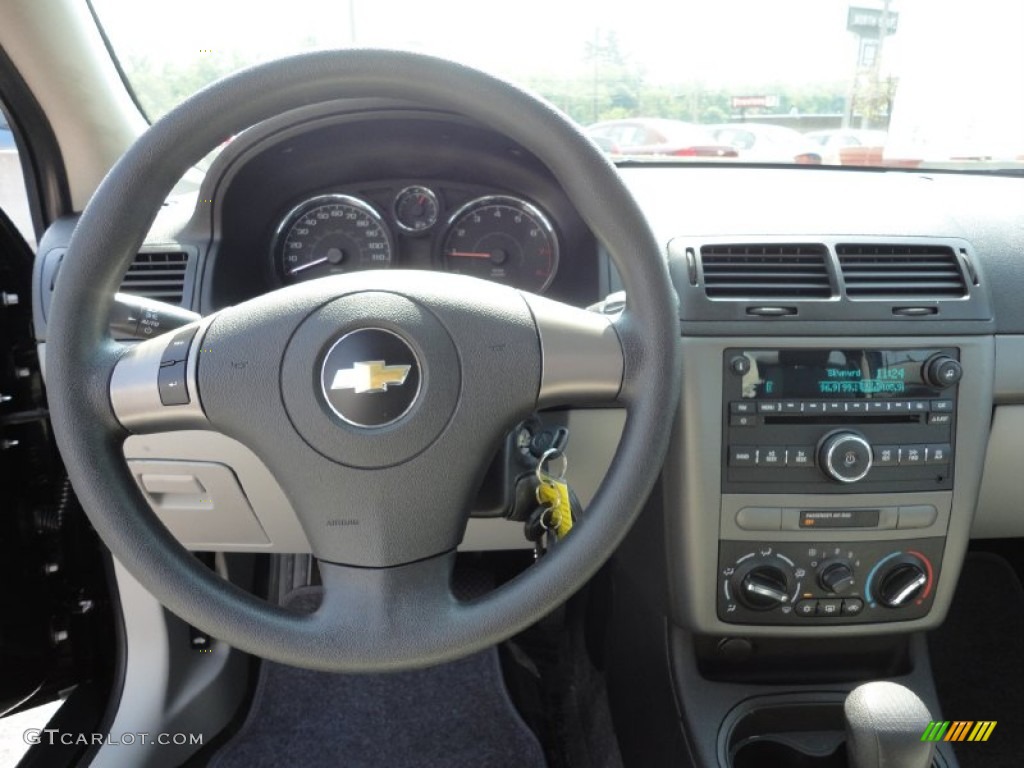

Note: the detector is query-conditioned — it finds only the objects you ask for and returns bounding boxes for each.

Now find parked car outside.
[805,128,888,165]
[708,122,822,164]
[587,118,737,158]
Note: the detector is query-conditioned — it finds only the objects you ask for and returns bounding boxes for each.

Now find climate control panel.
[717,538,944,625]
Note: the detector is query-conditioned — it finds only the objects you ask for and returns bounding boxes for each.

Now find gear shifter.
[844,682,935,768]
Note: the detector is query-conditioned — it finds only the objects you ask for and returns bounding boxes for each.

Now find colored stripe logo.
[921,721,997,742]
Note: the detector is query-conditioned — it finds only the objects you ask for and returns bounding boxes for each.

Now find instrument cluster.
[273,182,560,294]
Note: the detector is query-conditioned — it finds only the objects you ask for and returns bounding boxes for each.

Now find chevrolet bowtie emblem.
[330,360,411,394]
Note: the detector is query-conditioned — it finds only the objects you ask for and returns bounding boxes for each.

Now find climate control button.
[819,560,856,594]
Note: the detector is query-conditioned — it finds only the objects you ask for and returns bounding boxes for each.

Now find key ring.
[535,447,568,485]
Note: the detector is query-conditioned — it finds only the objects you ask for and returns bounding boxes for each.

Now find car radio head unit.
[723,348,960,494]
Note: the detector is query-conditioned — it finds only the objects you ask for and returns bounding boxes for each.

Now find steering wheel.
[46,50,681,672]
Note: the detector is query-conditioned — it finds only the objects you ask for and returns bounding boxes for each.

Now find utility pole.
[865,0,892,129]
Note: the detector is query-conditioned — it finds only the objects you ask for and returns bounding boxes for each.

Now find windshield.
[92,0,1024,172]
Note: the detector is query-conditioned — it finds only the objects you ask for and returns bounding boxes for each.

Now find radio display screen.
[735,348,943,400]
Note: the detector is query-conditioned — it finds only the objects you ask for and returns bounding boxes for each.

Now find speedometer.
[442,196,559,293]
[275,194,392,283]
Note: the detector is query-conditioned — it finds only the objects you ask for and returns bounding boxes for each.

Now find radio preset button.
[846,401,868,413]
[866,401,887,413]
[824,402,844,414]
[781,401,802,413]
[873,445,900,466]
[909,401,929,412]
[789,446,814,467]
[901,445,926,465]
[729,447,757,466]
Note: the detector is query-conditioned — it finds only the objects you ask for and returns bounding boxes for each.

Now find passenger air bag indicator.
[799,509,881,528]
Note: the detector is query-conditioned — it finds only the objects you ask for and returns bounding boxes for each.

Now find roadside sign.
[730,95,779,109]
[847,6,899,36]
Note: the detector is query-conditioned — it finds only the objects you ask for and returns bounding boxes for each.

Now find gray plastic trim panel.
[121,408,625,553]
[89,559,246,768]
[721,491,952,541]
[522,292,624,406]
[973,404,1024,538]
[993,335,1024,403]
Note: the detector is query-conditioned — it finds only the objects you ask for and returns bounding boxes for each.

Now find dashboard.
[30,99,1024,644]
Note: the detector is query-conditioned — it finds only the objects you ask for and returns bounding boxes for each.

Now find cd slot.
[763,414,922,426]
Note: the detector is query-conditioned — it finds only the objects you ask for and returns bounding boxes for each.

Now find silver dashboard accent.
[522,293,624,407]
[109,316,213,432]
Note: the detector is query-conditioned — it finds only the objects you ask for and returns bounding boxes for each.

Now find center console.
[718,347,958,628]
[665,335,993,639]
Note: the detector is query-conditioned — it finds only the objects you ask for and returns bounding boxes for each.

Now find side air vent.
[700,243,832,299]
[837,243,967,299]
[120,251,190,304]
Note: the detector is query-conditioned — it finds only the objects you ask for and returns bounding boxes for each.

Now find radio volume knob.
[818,431,873,483]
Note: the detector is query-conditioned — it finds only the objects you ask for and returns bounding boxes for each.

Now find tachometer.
[442,195,559,293]
[275,194,392,283]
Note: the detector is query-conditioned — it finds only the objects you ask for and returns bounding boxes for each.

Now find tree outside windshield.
[92,0,1024,171]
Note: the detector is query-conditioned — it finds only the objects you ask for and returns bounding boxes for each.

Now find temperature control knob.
[818,431,873,483]
[739,566,791,610]
[923,355,962,389]
[877,561,928,608]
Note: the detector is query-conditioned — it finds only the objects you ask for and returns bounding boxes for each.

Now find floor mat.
[210,588,546,768]
[928,552,1024,768]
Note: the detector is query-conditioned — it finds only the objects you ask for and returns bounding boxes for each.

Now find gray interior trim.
[973,404,1024,538]
[522,292,624,406]
[993,335,1024,403]
[665,334,994,638]
[0,0,146,210]
[720,491,953,541]
[123,432,310,553]
[120,408,626,553]
[89,559,246,768]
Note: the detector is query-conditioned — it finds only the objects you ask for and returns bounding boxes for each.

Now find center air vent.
[837,244,967,299]
[700,244,832,299]
[120,251,190,304]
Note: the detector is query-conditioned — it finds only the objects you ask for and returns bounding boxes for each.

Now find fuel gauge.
[393,185,440,234]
